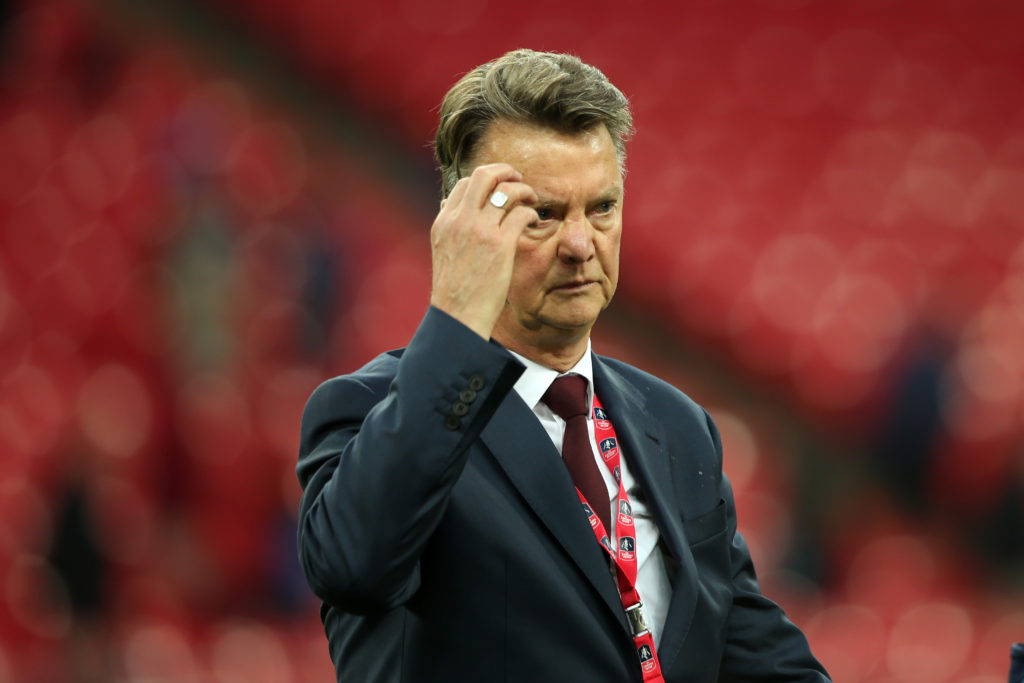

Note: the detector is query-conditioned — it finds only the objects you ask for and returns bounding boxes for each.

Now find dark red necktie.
[543,375,610,532]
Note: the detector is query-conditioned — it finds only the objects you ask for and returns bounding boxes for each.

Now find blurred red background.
[0,0,1022,680]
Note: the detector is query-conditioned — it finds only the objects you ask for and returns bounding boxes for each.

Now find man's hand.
[429,164,538,340]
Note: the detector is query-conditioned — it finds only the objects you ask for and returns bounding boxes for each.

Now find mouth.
[552,280,596,293]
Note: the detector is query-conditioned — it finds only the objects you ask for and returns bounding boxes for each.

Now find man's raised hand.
[429,163,538,339]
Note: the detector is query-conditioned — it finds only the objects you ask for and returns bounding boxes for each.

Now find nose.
[557,214,595,263]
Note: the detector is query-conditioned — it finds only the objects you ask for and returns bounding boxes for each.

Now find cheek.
[598,232,621,279]
[514,237,556,271]
[508,244,548,298]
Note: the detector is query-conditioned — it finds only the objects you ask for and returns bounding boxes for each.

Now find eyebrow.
[534,186,624,207]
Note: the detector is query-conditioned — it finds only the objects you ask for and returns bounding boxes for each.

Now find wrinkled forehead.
[472,118,608,157]
[472,120,622,194]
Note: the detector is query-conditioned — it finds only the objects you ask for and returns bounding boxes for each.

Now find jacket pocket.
[682,499,727,547]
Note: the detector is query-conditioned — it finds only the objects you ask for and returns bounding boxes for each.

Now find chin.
[541,309,602,333]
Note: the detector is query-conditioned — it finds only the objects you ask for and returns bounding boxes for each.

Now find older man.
[297,48,830,682]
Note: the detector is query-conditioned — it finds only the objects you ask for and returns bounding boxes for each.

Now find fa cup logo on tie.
[619,536,635,561]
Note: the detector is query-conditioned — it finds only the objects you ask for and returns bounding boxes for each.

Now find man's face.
[472,119,623,355]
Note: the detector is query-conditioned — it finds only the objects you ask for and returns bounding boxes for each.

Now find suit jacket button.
[444,415,461,430]
[452,401,469,416]
[468,374,485,391]
[459,388,477,403]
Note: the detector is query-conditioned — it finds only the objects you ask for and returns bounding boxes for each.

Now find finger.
[462,163,521,209]
[500,204,540,235]
[444,176,471,210]
[487,180,538,214]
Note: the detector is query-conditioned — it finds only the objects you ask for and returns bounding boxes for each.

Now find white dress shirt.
[507,342,672,647]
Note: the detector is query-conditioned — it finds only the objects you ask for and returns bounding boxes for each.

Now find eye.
[593,200,615,215]
[535,207,554,221]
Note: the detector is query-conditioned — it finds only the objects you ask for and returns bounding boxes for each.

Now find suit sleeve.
[707,412,832,682]
[295,306,523,614]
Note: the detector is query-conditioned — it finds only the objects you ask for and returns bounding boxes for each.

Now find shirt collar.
[508,339,594,412]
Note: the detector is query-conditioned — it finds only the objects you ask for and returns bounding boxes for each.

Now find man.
[297,49,830,681]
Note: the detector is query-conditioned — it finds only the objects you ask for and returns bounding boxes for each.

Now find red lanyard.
[575,394,665,682]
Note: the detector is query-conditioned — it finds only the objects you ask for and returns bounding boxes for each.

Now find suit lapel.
[592,357,700,675]
[480,392,628,633]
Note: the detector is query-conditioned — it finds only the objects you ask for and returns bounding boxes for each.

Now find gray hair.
[434,49,633,197]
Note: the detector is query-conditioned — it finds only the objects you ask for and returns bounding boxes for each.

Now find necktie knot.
[542,375,589,421]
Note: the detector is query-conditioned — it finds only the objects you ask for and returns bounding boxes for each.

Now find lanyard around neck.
[573,393,665,682]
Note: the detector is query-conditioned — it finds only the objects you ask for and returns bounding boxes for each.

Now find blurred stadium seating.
[0,0,1021,680]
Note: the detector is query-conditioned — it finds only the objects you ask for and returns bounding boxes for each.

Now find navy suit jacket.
[297,307,830,681]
